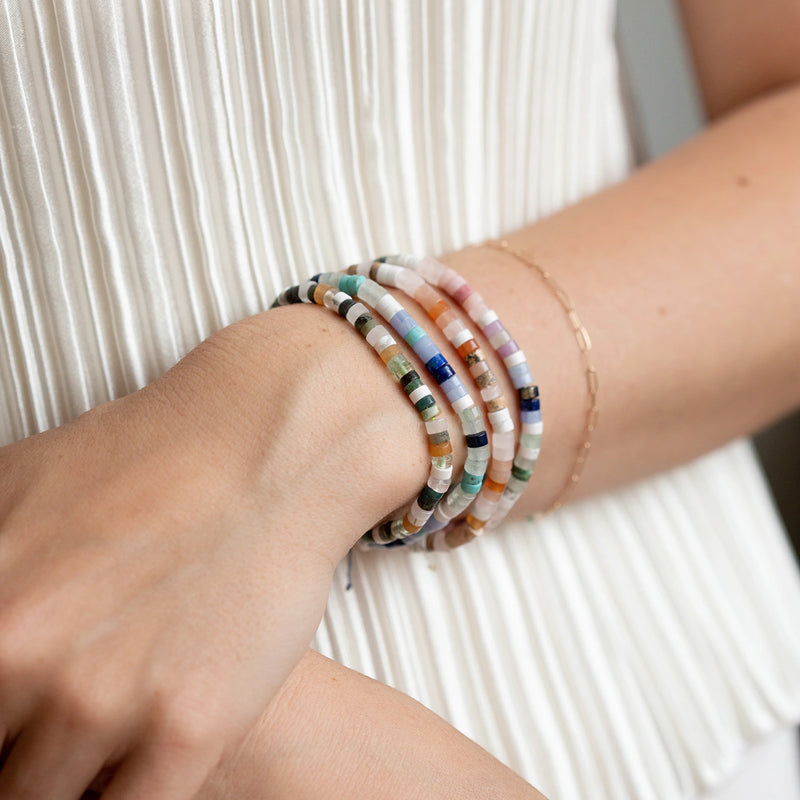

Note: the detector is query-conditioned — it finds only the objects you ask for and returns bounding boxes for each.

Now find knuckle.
[49,670,125,733]
[0,610,47,689]
[150,694,221,756]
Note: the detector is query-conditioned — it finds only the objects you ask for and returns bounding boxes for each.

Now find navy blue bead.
[425,353,447,374]
[431,362,455,385]
[311,273,322,282]
[465,431,489,448]
[520,397,541,412]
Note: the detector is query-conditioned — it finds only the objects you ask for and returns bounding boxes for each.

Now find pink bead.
[464,297,489,324]
[453,283,473,304]
[416,255,445,283]
[396,268,425,295]
[436,309,458,330]
[440,267,462,293]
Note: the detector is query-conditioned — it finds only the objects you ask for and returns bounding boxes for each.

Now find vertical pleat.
[2,3,799,800]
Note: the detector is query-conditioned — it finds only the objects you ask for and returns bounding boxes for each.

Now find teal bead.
[404,325,427,346]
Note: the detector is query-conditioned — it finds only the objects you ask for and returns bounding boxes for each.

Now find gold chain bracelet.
[485,239,598,512]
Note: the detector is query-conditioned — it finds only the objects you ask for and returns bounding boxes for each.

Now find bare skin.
[1,1,800,798]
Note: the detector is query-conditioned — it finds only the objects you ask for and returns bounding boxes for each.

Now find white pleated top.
[2,3,799,799]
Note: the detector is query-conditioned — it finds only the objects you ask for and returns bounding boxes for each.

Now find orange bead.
[313,284,329,304]
[428,440,453,458]
[465,515,488,531]
[402,514,421,534]
[428,299,450,321]
[457,338,480,358]
[484,477,507,495]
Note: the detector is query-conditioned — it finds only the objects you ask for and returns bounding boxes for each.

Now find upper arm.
[677,0,800,118]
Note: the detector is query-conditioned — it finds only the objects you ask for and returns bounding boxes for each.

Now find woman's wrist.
[137,301,447,562]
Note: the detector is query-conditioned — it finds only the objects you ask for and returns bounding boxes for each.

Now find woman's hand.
[0,308,433,799]
[0,389,333,797]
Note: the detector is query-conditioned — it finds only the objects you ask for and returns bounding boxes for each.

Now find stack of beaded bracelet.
[377,254,542,547]
[344,261,514,549]
[271,279,453,545]
[313,269,490,547]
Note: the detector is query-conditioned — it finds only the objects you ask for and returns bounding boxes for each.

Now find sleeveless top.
[1,3,799,798]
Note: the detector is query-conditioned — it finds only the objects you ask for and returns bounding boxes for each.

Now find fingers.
[100,740,220,800]
[0,718,109,800]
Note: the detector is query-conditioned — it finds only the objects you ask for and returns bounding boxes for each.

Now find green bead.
[403,377,423,395]
[387,354,410,379]
[511,465,533,482]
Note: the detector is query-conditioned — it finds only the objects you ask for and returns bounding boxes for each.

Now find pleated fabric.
[1,2,799,798]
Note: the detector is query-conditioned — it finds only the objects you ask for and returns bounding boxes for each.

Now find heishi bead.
[332,271,492,548]
[372,256,537,550]
[271,277,453,548]
[378,254,543,548]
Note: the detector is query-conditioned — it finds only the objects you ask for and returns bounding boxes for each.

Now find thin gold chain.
[485,239,598,513]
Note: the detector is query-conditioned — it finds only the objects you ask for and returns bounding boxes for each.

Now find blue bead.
[414,335,439,363]
[431,361,455,385]
[465,431,489,448]
[391,309,416,338]
[425,353,447,373]
[519,397,540,412]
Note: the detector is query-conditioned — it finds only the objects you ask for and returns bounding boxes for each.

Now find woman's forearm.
[439,83,800,511]
[198,651,547,800]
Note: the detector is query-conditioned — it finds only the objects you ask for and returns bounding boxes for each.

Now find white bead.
[478,309,498,328]
[376,292,403,319]
[452,394,475,414]
[365,324,390,347]
[488,409,515,432]
[451,328,473,348]
[492,430,515,460]
[425,417,448,435]
[346,302,369,324]
[430,463,454,483]
[503,350,527,368]
[489,329,512,348]
[409,385,431,405]
[298,281,316,302]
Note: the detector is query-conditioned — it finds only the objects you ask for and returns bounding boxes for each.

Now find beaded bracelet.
[314,269,491,546]
[345,260,514,547]
[271,280,453,545]
[378,254,542,549]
